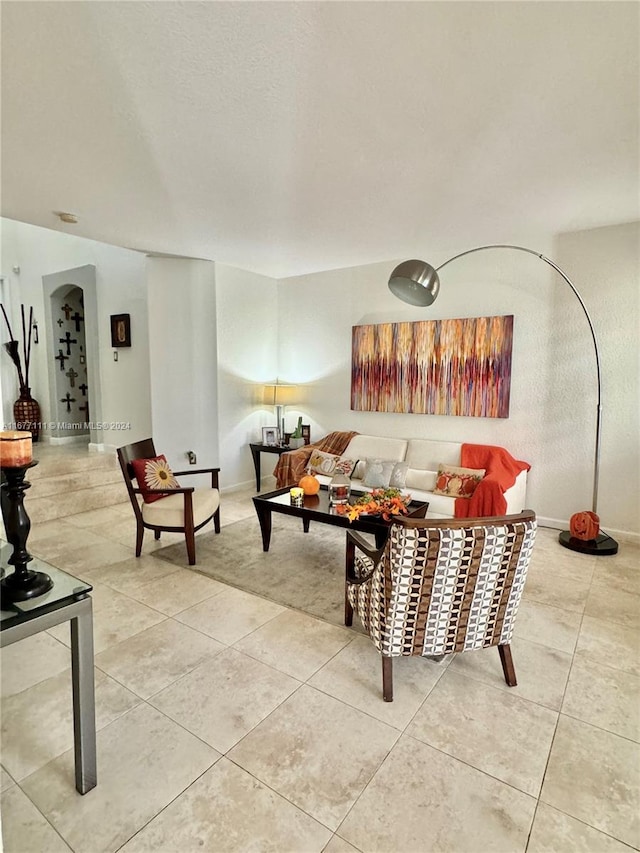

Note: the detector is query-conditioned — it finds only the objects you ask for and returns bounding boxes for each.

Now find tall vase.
[13,388,41,442]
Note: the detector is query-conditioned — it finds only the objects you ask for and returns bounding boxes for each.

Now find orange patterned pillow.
[433,464,485,498]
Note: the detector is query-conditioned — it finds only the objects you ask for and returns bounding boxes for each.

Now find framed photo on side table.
[261,426,280,447]
[302,424,311,445]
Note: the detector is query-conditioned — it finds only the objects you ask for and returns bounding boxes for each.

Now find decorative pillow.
[306,450,340,476]
[334,456,359,477]
[131,455,181,503]
[362,458,396,489]
[389,461,409,489]
[433,464,485,498]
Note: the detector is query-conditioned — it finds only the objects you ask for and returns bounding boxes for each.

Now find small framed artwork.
[110,314,131,347]
[262,426,280,446]
[302,424,311,445]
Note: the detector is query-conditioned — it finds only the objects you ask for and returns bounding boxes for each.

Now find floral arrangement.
[336,488,412,522]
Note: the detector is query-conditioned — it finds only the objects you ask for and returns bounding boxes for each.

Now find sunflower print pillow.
[131,455,181,503]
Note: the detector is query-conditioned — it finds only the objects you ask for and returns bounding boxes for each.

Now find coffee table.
[252,486,429,552]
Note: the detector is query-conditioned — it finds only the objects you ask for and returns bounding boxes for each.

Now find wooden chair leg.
[382,656,393,702]
[135,522,144,557]
[154,530,161,540]
[213,507,221,534]
[498,644,517,687]
[185,529,196,565]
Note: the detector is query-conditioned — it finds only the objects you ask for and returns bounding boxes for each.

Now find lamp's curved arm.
[436,244,602,514]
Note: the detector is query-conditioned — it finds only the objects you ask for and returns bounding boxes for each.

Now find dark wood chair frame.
[345,511,534,701]
[117,438,221,566]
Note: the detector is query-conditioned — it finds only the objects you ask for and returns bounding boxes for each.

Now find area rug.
[153,514,359,627]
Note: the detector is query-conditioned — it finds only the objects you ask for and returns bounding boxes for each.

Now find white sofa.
[313,434,528,519]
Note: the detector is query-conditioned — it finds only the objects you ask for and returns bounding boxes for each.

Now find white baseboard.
[49,435,91,446]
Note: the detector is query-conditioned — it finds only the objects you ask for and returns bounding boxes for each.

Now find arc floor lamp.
[388,244,618,556]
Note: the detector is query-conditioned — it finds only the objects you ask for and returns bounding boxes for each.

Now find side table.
[249,443,291,492]
[1,545,97,794]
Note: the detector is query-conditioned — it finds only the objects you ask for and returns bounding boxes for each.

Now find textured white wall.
[0,218,152,448]
[146,258,218,483]
[277,225,639,539]
[215,263,279,490]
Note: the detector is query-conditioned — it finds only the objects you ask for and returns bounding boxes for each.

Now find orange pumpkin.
[299,474,320,495]
[569,511,600,541]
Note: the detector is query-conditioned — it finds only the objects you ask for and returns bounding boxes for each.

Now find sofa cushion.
[405,439,462,471]
[344,435,408,465]
[405,468,438,492]
[389,461,409,489]
[362,459,396,488]
[306,450,358,477]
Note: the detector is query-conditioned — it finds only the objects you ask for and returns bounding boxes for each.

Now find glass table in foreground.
[1,543,97,794]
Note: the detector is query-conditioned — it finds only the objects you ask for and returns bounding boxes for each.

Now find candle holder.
[0,461,52,602]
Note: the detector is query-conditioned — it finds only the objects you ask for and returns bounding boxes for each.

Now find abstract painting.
[351,315,514,418]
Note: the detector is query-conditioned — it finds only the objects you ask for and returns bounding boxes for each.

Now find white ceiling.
[2,1,638,279]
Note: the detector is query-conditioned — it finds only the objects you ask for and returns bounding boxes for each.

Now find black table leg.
[303,519,310,533]
[254,503,272,551]
[251,446,261,492]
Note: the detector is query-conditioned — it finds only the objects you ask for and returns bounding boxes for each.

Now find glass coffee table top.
[1,543,92,628]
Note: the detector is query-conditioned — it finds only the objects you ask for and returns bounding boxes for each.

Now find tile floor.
[1,477,639,852]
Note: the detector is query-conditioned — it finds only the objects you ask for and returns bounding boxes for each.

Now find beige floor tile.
[541,715,640,848]
[21,703,219,853]
[65,505,129,529]
[1,632,70,698]
[1,667,140,780]
[44,538,135,575]
[408,669,558,796]
[528,802,633,852]
[585,579,640,631]
[339,733,535,853]
[309,634,450,729]
[150,647,300,752]
[24,517,83,545]
[229,684,399,831]
[120,757,331,852]
[523,563,591,614]
[95,618,225,699]
[47,583,167,653]
[448,637,572,710]
[561,657,640,741]
[575,615,640,676]
[234,609,353,681]
[0,784,72,853]
[120,568,227,616]
[513,600,582,654]
[84,554,179,594]
[175,585,284,644]
[323,836,362,853]
[593,558,640,596]
[1,766,15,792]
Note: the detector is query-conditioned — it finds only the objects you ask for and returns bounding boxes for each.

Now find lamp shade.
[262,383,298,406]
[388,259,440,307]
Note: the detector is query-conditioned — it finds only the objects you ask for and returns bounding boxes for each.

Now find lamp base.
[1,569,53,602]
[558,530,618,556]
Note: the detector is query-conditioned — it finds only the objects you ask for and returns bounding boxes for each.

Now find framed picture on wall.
[262,426,280,446]
[302,424,311,445]
[110,313,131,347]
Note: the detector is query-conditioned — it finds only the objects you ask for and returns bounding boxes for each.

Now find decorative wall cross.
[71,311,84,332]
[65,367,79,387]
[57,318,64,327]
[60,392,76,412]
[55,349,68,370]
[59,331,77,355]
[78,383,88,396]
[61,303,73,320]
[78,402,89,420]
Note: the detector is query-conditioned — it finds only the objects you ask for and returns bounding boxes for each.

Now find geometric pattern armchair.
[345,510,537,701]
[117,438,220,566]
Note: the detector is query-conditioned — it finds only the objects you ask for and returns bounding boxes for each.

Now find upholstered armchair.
[117,438,220,566]
[345,511,537,701]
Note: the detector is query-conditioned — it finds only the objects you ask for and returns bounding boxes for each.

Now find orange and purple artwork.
[351,315,514,418]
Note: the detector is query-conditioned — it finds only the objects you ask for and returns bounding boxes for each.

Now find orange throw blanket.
[455,443,531,519]
[274,431,359,488]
